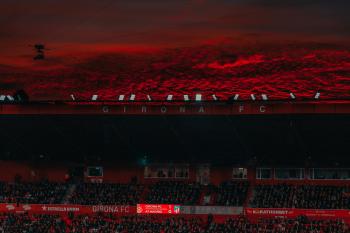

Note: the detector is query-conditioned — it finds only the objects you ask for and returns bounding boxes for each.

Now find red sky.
[0,0,349,102]
[1,0,349,67]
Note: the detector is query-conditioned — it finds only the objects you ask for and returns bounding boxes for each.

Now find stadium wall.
[0,161,68,182]
[2,161,350,186]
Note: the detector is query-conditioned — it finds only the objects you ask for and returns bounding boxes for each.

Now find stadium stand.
[0,181,67,204]
[250,184,294,208]
[250,184,350,209]
[69,183,144,205]
[145,181,202,205]
[214,181,249,206]
[1,180,350,210]
[0,213,348,233]
[295,185,350,209]
[0,213,66,233]
[1,168,350,231]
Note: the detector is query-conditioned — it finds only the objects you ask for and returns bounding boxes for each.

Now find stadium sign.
[0,204,136,215]
[245,208,350,220]
[101,105,267,114]
[2,101,350,115]
[137,204,181,214]
[92,205,130,213]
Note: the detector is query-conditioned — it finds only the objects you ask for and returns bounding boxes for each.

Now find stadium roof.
[0,42,349,102]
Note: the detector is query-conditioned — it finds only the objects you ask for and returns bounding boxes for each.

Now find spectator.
[215,181,249,206]
[146,181,202,205]
[0,181,67,204]
[251,184,350,209]
[70,183,144,205]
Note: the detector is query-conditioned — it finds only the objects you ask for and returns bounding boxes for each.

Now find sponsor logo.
[174,205,180,214]
[92,205,130,213]
[42,205,80,212]
[252,209,291,215]
[5,205,15,210]
[23,205,31,211]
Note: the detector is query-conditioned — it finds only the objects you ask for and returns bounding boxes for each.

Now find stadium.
[1,0,350,232]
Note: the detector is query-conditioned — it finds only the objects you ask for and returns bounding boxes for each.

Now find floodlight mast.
[32,43,46,60]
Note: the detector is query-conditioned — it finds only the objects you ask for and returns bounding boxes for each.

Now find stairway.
[61,183,77,204]
[140,184,149,203]
[199,185,217,205]
[244,182,255,207]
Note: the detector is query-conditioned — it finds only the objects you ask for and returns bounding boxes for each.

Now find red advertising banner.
[1,203,350,221]
[0,204,135,215]
[137,204,181,214]
[245,208,350,220]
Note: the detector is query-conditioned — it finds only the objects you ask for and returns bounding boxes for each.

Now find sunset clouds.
[1,0,349,46]
[0,1,349,100]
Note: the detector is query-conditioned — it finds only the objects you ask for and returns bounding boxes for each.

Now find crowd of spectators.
[0,213,348,233]
[0,181,67,204]
[215,181,249,206]
[68,215,204,233]
[207,216,348,233]
[0,213,66,233]
[2,180,350,210]
[70,183,144,205]
[146,181,202,205]
[250,184,294,208]
[251,184,350,209]
[295,185,350,209]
